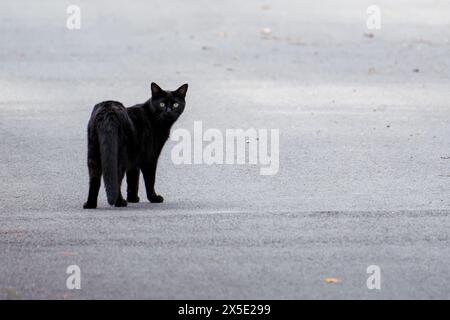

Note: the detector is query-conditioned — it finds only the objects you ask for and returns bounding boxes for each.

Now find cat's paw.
[83,202,97,209]
[127,195,140,203]
[115,198,128,207]
[149,195,164,203]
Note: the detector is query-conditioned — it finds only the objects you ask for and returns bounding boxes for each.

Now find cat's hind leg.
[84,132,102,209]
[115,166,128,207]
[126,167,140,203]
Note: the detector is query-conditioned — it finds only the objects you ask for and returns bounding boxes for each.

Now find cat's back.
[126,103,146,120]
[89,101,132,129]
[91,100,126,119]
[126,103,150,129]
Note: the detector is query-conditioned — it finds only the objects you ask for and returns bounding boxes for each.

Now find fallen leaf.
[0,230,27,236]
[218,32,228,38]
[368,67,377,75]
[261,27,272,35]
[62,251,78,256]
[0,288,21,300]
[324,277,341,284]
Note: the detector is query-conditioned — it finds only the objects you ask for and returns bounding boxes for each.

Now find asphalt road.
[0,0,449,299]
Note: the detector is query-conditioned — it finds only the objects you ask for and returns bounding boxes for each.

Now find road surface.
[0,0,449,299]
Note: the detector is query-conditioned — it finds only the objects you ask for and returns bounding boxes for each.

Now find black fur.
[83,83,188,209]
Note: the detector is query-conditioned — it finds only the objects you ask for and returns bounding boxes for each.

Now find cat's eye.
[159,102,165,108]
[173,103,179,108]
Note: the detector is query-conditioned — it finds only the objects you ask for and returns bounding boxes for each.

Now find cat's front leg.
[142,164,164,203]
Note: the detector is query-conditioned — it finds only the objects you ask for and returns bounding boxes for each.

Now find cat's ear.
[175,83,188,98]
[151,82,163,97]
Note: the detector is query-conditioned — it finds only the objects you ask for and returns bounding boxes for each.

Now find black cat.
[83,82,188,209]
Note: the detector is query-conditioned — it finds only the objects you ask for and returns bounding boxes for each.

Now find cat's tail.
[97,116,119,206]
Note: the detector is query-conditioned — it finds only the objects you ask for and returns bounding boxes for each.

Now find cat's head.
[148,82,188,123]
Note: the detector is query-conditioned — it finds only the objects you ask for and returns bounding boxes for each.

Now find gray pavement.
[0,0,449,299]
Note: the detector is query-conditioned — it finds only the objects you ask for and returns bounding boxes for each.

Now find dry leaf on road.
[261,27,271,35]
[324,277,341,284]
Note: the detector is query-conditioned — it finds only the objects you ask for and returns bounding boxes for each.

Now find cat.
[83,82,188,209]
